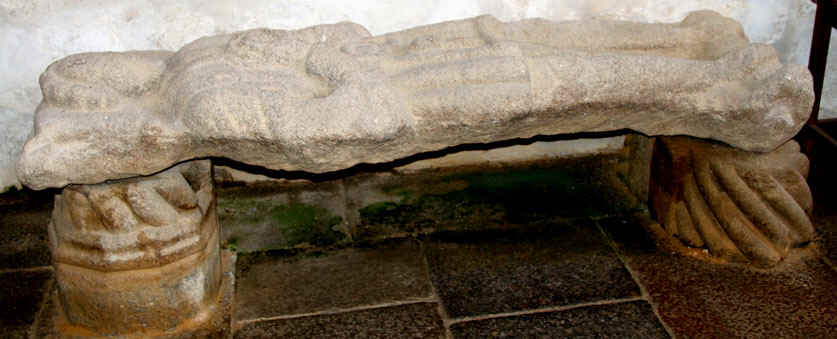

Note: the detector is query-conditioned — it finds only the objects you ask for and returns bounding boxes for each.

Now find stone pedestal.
[650,137,815,267]
[48,160,223,336]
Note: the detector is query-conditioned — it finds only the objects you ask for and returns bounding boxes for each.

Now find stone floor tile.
[449,300,669,338]
[0,190,53,270]
[234,302,445,339]
[425,222,641,318]
[235,239,433,320]
[0,269,52,338]
[601,216,837,338]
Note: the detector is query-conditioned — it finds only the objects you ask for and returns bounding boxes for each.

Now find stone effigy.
[15,11,816,337]
[18,11,812,189]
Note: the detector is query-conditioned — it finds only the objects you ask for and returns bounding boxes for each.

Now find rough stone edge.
[621,134,654,204]
[634,212,824,271]
[34,249,236,338]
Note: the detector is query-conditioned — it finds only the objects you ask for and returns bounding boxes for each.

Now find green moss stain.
[268,203,343,247]
[356,157,641,239]
[379,185,414,203]
[358,202,400,217]
[218,198,274,224]
[218,197,344,249]
[219,155,640,248]
[223,237,239,252]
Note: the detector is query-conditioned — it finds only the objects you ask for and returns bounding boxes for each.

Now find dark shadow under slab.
[235,239,433,320]
[0,269,52,338]
[424,221,641,318]
[0,190,53,270]
[234,302,445,339]
[600,216,837,338]
[814,213,837,268]
[449,300,669,339]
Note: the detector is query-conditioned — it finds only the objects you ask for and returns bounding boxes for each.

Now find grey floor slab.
[0,269,52,339]
[449,301,669,338]
[235,239,433,320]
[234,302,445,339]
[600,216,837,338]
[424,221,641,318]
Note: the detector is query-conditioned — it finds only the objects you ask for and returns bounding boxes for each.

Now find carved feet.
[650,137,815,267]
[49,160,222,335]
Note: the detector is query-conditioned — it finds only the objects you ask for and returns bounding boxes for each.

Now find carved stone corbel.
[49,160,223,335]
[650,136,815,267]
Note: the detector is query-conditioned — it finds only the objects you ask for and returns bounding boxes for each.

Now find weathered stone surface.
[51,161,215,271]
[49,160,224,336]
[622,134,654,203]
[449,301,669,339]
[17,10,813,189]
[649,136,815,267]
[600,216,837,338]
[36,249,236,338]
[425,222,640,318]
[235,239,432,320]
[234,302,446,339]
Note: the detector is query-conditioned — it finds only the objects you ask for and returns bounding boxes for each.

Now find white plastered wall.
[0,0,825,191]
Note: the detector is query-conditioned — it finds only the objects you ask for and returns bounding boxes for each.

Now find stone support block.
[622,134,654,203]
[650,137,815,267]
[48,160,224,336]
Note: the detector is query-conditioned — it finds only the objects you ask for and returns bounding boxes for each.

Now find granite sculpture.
[650,137,814,267]
[14,11,816,336]
[19,11,812,189]
[50,161,222,335]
